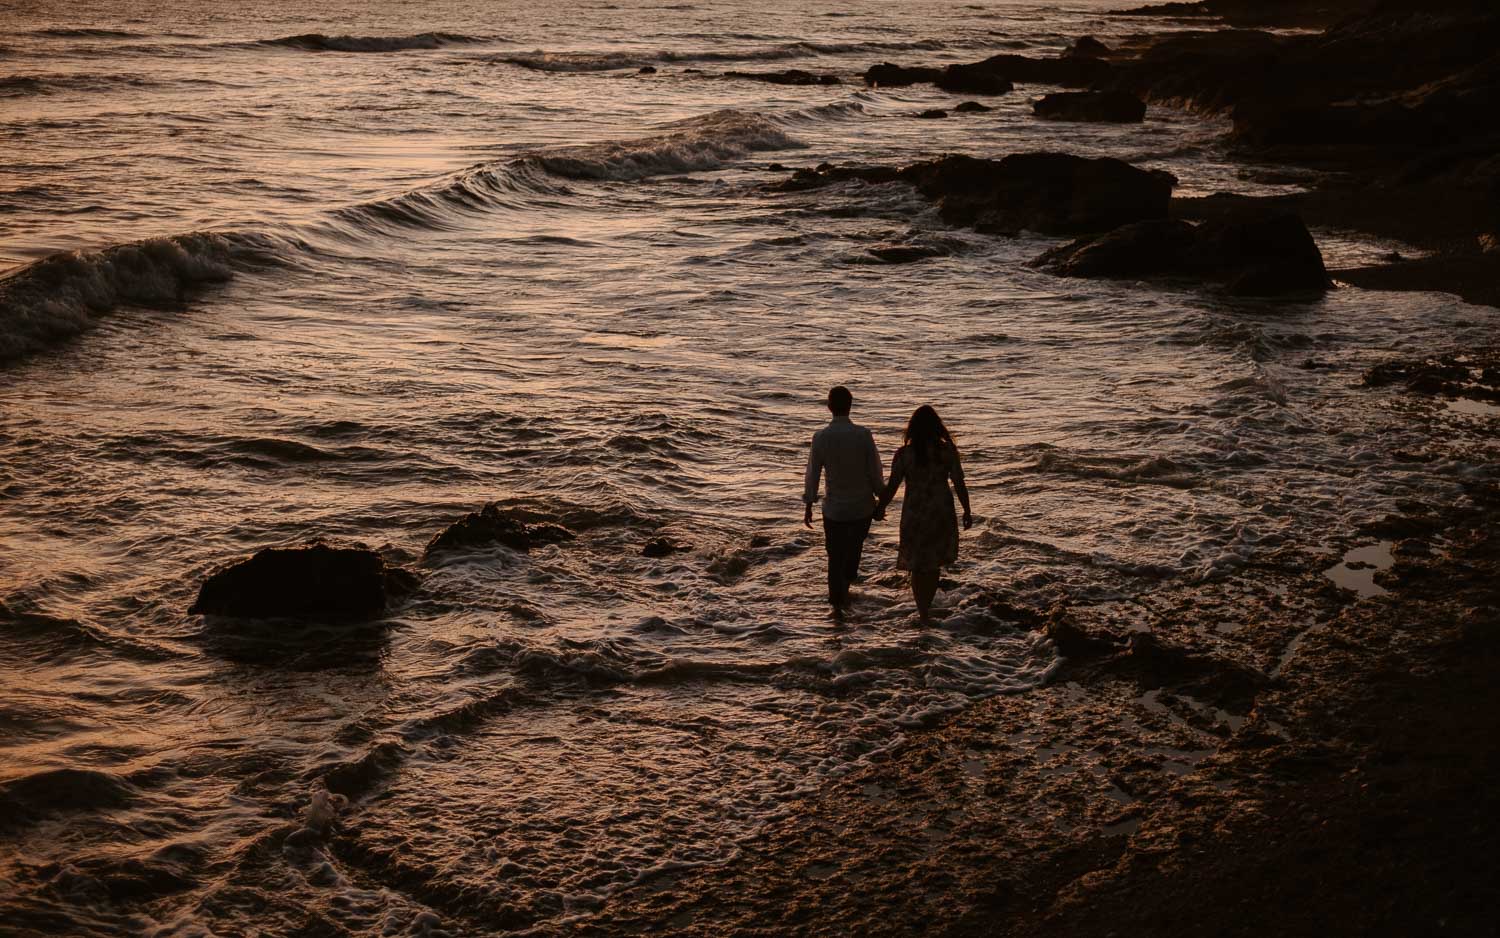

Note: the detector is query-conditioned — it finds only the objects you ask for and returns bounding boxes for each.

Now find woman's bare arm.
[951,449,972,529]
[877,450,905,513]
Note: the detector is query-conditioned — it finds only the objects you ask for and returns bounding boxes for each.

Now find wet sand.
[553,441,1500,936]
[538,5,1500,929]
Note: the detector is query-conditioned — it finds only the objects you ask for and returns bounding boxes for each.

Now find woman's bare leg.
[912,571,940,623]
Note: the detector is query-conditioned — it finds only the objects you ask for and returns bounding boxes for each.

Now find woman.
[876,405,972,624]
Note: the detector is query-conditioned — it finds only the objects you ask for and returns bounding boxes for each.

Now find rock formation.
[190,542,418,619]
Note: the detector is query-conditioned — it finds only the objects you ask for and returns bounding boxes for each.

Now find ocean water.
[1,0,1497,934]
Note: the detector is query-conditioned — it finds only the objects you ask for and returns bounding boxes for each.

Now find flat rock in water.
[900,152,1175,235]
[724,69,840,86]
[190,542,416,620]
[968,52,1115,88]
[866,242,952,264]
[642,536,689,558]
[1031,211,1330,295]
[1034,90,1146,122]
[863,62,943,87]
[424,503,577,560]
[772,153,1175,235]
[935,63,1013,95]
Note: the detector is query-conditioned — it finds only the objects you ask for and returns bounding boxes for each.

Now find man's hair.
[827,386,853,416]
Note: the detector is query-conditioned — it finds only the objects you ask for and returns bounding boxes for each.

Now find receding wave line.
[0,72,203,97]
[0,232,297,364]
[0,76,45,97]
[28,27,165,39]
[497,38,948,72]
[261,31,501,53]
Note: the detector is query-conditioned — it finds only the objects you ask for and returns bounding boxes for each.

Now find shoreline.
[550,4,1500,933]
[556,389,1500,937]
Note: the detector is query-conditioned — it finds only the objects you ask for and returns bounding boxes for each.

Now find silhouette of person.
[803,386,884,613]
[877,405,971,624]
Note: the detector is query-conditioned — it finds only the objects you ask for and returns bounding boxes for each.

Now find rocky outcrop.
[1108,1,1500,157]
[865,51,1113,93]
[1033,90,1147,122]
[774,154,1174,236]
[1107,28,1287,111]
[974,52,1115,88]
[935,63,1013,96]
[865,241,954,264]
[642,537,689,558]
[1065,35,1113,58]
[904,153,1175,235]
[1109,0,1366,28]
[724,69,841,86]
[424,503,576,559]
[863,62,942,87]
[1116,632,1270,709]
[1362,349,1500,401]
[190,542,418,619]
[1030,211,1330,296]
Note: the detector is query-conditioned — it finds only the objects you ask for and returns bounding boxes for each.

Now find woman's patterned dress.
[889,443,965,572]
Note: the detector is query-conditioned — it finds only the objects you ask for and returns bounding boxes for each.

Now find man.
[803,385,884,613]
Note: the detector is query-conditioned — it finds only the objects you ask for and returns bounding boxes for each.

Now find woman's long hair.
[903,405,956,465]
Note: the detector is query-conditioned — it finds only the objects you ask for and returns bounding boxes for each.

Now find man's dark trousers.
[823,516,872,606]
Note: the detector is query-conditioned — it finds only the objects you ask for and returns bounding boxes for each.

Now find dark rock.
[190,542,415,620]
[1031,218,1198,277]
[1122,633,1270,708]
[642,537,689,558]
[1031,211,1329,295]
[766,162,789,172]
[936,63,1013,95]
[1045,612,1120,658]
[1362,351,1500,401]
[1193,211,1331,295]
[954,100,992,113]
[1109,29,1287,112]
[771,153,1172,235]
[969,52,1114,88]
[916,108,949,119]
[900,153,1175,235]
[424,503,577,559]
[1109,1,1213,17]
[768,163,902,194]
[725,69,841,86]
[526,523,577,545]
[1107,5,1500,159]
[637,65,657,74]
[863,62,943,87]
[867,242,950,263]
[1065,35,1113,58]
[1034,90,1146,122]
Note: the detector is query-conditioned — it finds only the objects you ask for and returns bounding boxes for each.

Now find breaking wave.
[497,38,947,72]
[27,27,159,39]
[260,31,501,53]
[529,109,802,181]
[0,107,803,364]
[0,231,297,363]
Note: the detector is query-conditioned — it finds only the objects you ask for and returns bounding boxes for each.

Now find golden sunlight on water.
[1,0,1497,934]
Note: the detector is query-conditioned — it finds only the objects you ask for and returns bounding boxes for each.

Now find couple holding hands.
[802,386,972,623]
